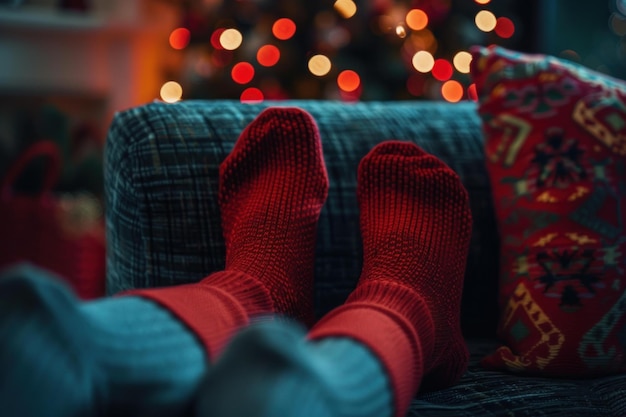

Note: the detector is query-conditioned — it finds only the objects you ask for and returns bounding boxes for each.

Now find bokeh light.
[412,50,435,73]
[407,73,426,96]
[160,81,183,103]
[406,29,438,55]
[308,54,332,76]
[432,59,453,81]
[559,49,582,63]
[273,18,297,40]
[610,13,626,36]
[257,44,281,67]
[441,80,464,102]
[211,28,225,50]
[220,28,243,50]
[337,70,360,92]
[475,10,497,32]
[396,25,407,38]
[169,28,191,50]
[231,62,255,84]
[474,0,491,4]
[240,87,264,104]
[406,9,428,31]
[468,83,478,101]
[453,51,472,74]
[334,0,357,19]
[495,17,515,38]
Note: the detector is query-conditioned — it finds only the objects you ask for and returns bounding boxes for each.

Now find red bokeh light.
[210,28,225,50]
[231,62,255,84]
[257,44,281,67]
[272,18,296,40]
[407,73,426,97]
[432,59,453,81]
[468,83,478,101]
[169,28,191,50]
[241,87,264,104]
[495,17,515,39]
[337,70,361,92]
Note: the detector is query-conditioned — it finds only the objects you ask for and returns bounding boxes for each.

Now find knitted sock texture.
[129,107,328,358]
[195,320,393,417]
[219,106,328,325]
[310,141,472,416]
[0,264,206,417]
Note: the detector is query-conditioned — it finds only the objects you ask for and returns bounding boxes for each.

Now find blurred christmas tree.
[160,0,624,103]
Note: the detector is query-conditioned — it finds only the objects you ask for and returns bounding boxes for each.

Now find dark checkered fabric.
[105,100,626,416]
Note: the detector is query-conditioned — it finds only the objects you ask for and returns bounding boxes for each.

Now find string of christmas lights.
[158,0,522,104]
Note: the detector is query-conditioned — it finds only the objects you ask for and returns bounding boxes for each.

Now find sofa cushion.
[411,339,626,416]
[104,100,498,338]
[471,45,626,376]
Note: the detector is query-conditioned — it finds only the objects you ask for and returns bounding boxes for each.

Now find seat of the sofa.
[409,339,626,416]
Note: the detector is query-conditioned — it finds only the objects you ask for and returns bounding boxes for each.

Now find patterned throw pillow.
[471,45,626,376]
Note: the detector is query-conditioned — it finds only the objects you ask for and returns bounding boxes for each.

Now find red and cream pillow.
[471,45,626,376]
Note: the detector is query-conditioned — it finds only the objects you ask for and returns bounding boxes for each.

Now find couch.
[104,99,626,416]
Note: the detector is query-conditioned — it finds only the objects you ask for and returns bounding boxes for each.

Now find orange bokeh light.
[257,44,281,67]
[406,9,428,31]
[337,70,361,92]
[441,80,464,103]
[273,18,297,40]
[231,62,255,84]
[240,87,264,104]
[495,17,515,38]
[432,59,453,81]
[169,27,191,50]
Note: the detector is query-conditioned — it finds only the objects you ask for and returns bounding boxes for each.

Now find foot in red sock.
[218,106,329,325]
[310,141,472,416]
[355,141,471,388]
[130,107,328,359]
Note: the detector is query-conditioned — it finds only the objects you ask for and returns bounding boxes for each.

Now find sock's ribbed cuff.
[126,270,274,360]
[201,269,275,316]
[348,280,436,358]
[309,302,425,417]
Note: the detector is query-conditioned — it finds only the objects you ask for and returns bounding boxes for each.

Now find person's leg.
[309,141,472,415]
[195,141,472,417]
[0,107,329,417]
[128,106,328,358]
[0,264,206,417]
[196,320,393,417]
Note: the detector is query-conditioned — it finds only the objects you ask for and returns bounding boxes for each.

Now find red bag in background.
[0,140,105,299]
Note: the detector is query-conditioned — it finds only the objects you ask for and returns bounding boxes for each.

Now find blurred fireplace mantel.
[0,4,177,122]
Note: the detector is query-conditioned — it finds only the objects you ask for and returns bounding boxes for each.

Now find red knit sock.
[218,106,328,325]
[310,141,472,416]
[129,107,328,359]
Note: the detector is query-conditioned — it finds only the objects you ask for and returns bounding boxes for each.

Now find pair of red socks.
[131,107,472,416]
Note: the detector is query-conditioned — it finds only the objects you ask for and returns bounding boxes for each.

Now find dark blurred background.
[0,0,625,193]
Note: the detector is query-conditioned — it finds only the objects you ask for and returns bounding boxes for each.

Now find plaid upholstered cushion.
[105,100,626,416]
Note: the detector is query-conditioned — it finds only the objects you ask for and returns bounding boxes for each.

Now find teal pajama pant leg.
[0,264,207,417]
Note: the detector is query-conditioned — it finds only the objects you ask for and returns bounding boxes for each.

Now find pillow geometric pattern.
[471,45,626,376]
